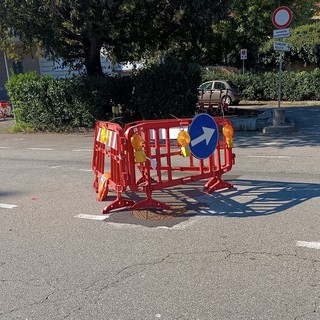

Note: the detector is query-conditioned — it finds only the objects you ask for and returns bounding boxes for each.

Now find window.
[12,61,24,74]
[213,82,226,90]
[199,82,213,90]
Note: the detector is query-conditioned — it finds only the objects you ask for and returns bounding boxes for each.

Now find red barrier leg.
[102,192,136,214]
[132,198,170,210]
[204,174,234,193]
[132,190,170,210]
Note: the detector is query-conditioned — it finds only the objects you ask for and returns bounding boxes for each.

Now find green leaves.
[259,22,320,68]
[0,0,232,75]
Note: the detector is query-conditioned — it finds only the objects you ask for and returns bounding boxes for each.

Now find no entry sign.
[272,6,293,29]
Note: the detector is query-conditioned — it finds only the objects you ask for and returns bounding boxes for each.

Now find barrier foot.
[132,198,170,211]
[204,176,233,193]
[102,196,135,214]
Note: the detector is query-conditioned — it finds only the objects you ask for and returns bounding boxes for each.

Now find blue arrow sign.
[188,113,219,159]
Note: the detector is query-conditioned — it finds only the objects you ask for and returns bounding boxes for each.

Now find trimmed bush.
[5,64,320,132]
[5,73,135,131]
[202,68,320,101]
[135,58,201,119]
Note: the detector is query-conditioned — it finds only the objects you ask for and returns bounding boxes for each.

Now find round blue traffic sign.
[188,114,219,159]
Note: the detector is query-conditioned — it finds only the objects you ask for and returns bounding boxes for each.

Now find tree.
[0,0,232,75]
[258,22,320,69]
[212,0,319,68]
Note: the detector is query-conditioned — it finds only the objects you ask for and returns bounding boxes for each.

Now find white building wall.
[39,56,113,78]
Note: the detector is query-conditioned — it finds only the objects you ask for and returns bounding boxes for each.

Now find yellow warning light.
[130,132,146,163]
[105,129,110,144]
[222,123,234,138]
[134,150,146,163]
[99,127,110,144]
[177,130,191,147]
[100,127,106,143]
[130,132,143,150]
[181,146,191,157]
[222,123,234,148]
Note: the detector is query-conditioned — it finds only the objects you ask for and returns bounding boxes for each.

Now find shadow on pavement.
[192,179,319,218]
[102,179,319,227]
[235,106,320,148]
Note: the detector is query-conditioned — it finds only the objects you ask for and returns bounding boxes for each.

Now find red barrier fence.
[0,102,11,120]
[92,117,236,214]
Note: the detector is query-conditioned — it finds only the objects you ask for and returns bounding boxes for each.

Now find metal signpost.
[272,6,293,112]
[240,49,247,75]
[189,113,218,159]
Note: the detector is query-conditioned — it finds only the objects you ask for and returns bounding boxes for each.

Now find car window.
[199,82,213,90]
[214,82,226,90]
[226,81,238,89]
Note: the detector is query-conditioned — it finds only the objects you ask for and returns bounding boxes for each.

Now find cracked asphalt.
[0,106,320,319]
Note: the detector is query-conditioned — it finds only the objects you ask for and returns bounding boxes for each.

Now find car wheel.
[222,95,232,105]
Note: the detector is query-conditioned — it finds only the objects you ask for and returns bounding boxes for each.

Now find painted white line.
[246,155,291,159]
[296,241,320,250]
[0,203,18,209]
[263,142,280,146]
[0,147,10,149]
[27,148,55,151]
[75,214,108,221]
[77,169,92,172]
[72,149,92,152]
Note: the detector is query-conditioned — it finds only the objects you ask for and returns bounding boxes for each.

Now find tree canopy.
[258,22,320,69]
[211,0,319,68]
[0,0,232,75]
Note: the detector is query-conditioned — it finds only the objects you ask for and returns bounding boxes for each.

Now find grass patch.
[10,122,35,133]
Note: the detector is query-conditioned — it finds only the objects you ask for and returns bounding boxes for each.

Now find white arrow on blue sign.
[188,113,219,159]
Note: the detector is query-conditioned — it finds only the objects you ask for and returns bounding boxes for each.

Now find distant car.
[198,80,241,106]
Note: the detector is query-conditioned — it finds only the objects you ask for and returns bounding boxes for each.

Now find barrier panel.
[92,121,135,212]
[92,117,236,214]
[0,102,11,120]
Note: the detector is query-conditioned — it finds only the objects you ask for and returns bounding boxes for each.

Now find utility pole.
[3,52,10,81]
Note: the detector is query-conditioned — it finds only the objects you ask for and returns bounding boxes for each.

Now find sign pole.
[271,6,293,126]
[277,50,283,109]
[240,49,247,74]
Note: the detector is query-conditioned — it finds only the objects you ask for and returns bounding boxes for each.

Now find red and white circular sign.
[272,6,293,29]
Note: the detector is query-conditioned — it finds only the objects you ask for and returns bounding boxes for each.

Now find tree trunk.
[84,37,103,75]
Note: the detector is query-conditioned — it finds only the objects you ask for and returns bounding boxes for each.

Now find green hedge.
[201,68,320,101]
[5,65,320,132]
[5,72,134,131]
[5,59,201,131]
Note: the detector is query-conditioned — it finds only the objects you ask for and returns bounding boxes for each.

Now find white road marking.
[75,214,108,221]
[77,169,92,172]
[296,241,320,250]
[0,203,18,209]
[72,149,92,152]
[246,155,291,159]
[106,216,200,230]
[0,147,9,149]
[45,165,62,169]
[263,142,281,146]
[27,148,54,151]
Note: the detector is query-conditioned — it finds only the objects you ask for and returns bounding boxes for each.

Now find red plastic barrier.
[92,117,236,214]
[92,121,135,212]
[0,102,10,120]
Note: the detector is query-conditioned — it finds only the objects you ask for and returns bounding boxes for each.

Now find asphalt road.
[0,106,319,320]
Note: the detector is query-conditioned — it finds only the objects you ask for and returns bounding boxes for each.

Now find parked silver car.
[198,80,241,106]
